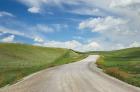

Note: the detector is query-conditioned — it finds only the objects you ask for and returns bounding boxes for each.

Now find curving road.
[0,55,140,92]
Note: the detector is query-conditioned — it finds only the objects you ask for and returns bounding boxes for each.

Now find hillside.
[95,47,140,87]
[0,43,86,87]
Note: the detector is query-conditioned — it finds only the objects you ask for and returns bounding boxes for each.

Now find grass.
[1,43,139,88]
[94,47,140,87]
[0,43,86,88]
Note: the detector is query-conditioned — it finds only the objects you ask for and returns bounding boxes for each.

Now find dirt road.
[0,55,140,92]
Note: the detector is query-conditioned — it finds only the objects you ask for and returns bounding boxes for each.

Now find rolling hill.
[95,47,140,87]
[0,43,86,87]
[1,43,140,88]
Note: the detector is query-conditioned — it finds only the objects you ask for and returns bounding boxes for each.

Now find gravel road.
[0,55,140,92]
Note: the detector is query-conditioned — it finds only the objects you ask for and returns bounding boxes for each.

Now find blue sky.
[0,0,140,51]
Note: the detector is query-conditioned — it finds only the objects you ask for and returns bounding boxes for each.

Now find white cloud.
[79,16,127,32]
[42,40,82,49]
[35,40,101,52]
[18,0,47,13]
[110,0,140,9]
[36,24,54,33]
[0,26,26,37]
[34,37,44,43]
[0,23,55,43]
[0,26,43,42]
[79,15,140,50]
[110,0,140,19]
[73,36,84,40]
[0,11,14,17]
[78,41,101,51]
[1,35,15,43]
[17,0,140,19]
[17,0,107,15]
[28,7,40,13]
[8,0,140,50]
[70,7,107,16]
[87,42,100,48]
[18,0,43,8]
[129,41,140,47]
[79,16,140,43]
[110,0,133,8]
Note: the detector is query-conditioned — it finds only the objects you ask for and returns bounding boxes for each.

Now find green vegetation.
[1,43,139,88]
[95,47,140,87]
[0,43,86,88]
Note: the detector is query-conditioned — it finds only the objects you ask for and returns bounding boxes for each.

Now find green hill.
[1,43,139,88]
[95,47,140,87]
[0,43,86,87]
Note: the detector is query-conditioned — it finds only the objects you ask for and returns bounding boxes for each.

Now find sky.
[0,0,140,51]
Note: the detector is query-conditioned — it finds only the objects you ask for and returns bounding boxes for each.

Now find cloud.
[79,16,127,32]
[110,0,140,10]
[18,0,42,8]
[0,26,43,42]
[109,0,140,19]
[18,0,46,13]
[73,36,84,40]
[0,11,14,17]
[17,0,140,22]
[110,0,135,7]
[87,41,100,48]
[36,24,54,33]
[34,37,44,43]
[129,41,140,47]
[0,21,56,42]
[78,15,140,50]
[0,26,26,37]
[70,7,107,16]
[28,7,40,13]
[1,35,15,43]
[3,0,140,51]
[37,40,82,49]
[17,0,107,15]
[79,16,140,39]
[35,40,101,51]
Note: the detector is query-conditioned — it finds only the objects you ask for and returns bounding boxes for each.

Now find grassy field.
[1,43,139,88]
[94,47,140,87]
[0,43,86,88]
